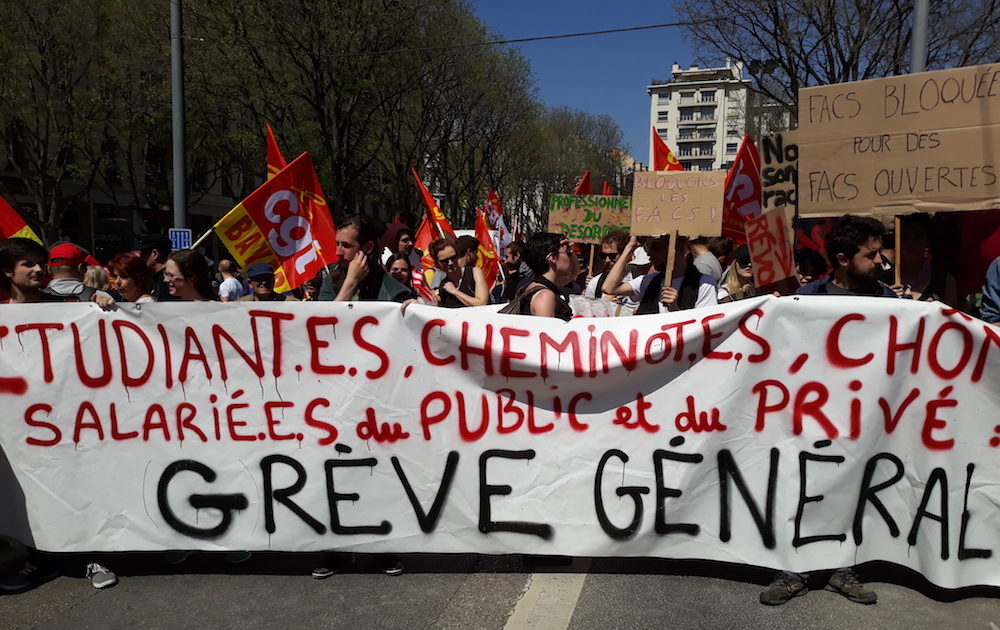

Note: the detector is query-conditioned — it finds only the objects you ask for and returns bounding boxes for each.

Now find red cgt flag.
[574,170,592,195]
[215,153,336,292]
[721,135,763,243]
[411,169,456,240]
[474,209,501,287]
[652,127,683,171]
[265,124,288,180]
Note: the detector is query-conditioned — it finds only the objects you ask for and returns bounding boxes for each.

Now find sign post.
[168,228,193,251]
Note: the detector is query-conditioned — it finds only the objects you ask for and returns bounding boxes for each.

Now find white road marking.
[503,559,591,630]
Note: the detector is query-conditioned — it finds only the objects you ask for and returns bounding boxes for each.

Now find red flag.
[474,209,501,287]
[215,152,336,292]
[721,135,763,243]
[265,124,288,180]
[601,181,613,195]
[652,127,683,171]
[573,170,592,195]
[413,217,437,272]
[411,169,456,239]
[484,189,513,250]
[0,197,41,243]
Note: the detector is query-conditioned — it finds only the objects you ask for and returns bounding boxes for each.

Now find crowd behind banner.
[2,209,999,324]
[1,203,1000,600]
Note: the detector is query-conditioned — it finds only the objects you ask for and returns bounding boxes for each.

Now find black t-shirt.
[151,268,179,302]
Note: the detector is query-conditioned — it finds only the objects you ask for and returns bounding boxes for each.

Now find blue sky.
[472,0,698,164]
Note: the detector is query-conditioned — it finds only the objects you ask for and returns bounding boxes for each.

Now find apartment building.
[647,60,750,171]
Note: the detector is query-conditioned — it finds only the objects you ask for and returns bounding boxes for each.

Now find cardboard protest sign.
[631,171,726,237]
[760,131,798,214]
[2,301,1000,590]
[745,208,797,292]
[797,63,1000,215]
[547,195,631,243]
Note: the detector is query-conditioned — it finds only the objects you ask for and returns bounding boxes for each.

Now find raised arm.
[601,235,640,297]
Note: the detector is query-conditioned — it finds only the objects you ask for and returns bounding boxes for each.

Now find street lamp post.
[170,0,187,230]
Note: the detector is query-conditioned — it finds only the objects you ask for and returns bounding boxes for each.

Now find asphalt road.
[2,546,999,629]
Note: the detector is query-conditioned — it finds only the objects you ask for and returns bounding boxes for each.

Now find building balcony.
[677,151,716,159]
[677,117,717,125]
[676,134,716,142]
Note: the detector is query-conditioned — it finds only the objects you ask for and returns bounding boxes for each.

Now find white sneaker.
[86,563,117,589]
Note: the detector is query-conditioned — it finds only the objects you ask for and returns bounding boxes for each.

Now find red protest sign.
[745,208,795,290]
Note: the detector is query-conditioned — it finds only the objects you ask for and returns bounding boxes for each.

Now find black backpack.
[41,285,97,303]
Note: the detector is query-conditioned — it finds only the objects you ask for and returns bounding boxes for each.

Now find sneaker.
[312,554,350,579]
[164,550,192,565]
[378,555,404,576]
[223,551,252,565]
[0,560,58,592]
[759,571,808,605]
[826,568,877,604]
[85,563,117,589]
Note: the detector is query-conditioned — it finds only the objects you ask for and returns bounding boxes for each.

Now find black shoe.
[0,560,58,593]
[377,555,403,576]
[760,571,807,605]
[312,554,351,579]
[825,568,877,604]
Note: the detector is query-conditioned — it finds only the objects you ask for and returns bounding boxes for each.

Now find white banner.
[1,298,999,589]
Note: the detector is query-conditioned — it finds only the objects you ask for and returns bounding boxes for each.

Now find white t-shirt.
[627,272,718,313]
[584,270,635,299]
[219,276,245,301]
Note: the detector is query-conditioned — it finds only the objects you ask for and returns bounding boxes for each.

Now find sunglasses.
[437,255,458,265]
[738,258,752,268]
[599,252,619,260]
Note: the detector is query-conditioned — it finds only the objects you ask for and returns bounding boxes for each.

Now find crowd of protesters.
[1,210,999,600]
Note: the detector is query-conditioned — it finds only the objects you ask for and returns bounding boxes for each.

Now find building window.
[727,143,738,153]
[657,93,670,104]
[679,147,692,157]
[657,111,669,122]
[681,91,695,99]
[678,130,693,139]
[728,127,740,137]
[700,90,716,102]
[680,111,693,121]
[656,128,669,138]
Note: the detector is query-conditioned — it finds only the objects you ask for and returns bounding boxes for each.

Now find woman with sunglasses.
[718,245,756,302]
[429,238,488,307]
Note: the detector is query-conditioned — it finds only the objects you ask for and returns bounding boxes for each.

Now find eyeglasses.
[163,272,184,281]
[599,252,619,260]
[437,255,458,265]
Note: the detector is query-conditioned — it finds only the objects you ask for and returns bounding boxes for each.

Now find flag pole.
[191,226,214,250]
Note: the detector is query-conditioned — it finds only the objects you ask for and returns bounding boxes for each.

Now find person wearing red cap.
[44,243,114,307]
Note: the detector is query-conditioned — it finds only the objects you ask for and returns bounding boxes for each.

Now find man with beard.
[761,214,892,607]
[795,215,897,298]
